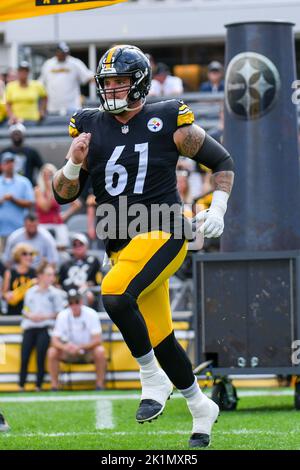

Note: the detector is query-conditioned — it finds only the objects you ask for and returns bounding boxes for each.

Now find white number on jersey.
[105,143,149,196]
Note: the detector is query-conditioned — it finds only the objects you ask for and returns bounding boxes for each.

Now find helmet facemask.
[95,74,132,114]
[95,66,150,114]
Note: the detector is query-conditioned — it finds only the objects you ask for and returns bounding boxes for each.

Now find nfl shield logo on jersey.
[147,118,163,132]
[121,125,129,134]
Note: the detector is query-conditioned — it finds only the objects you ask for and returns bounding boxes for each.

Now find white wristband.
[210,190,229,216]
[62,159,82,180]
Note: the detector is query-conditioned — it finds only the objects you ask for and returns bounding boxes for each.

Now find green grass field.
[0,389,299,450]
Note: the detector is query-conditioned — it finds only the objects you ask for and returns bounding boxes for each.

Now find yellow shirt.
[6,80,47,122]
[0,101,6,123]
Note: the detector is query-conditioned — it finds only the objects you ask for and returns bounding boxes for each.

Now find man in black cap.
[149,62,183,97]
[200,61,224,92]
[39,42,94,115]
[0,123,43,185]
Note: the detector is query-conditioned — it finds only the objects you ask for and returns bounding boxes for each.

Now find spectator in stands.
[176,156,203,201]
[35,164,81,248]
[20,261,66,391]
[0,152,35,249]
[39,42,94,116]
[195,166,213,212]
[0,123,43,185]
[208,106,224,143]
[200,61,224,93]
[2,243,37,316]
[176,166,193,218]
[48,289,106,390]
[149,62,183,97]
[5,61,47,126]
[58,233,103,307]
[4,69,18,84]
[3,213,59,269]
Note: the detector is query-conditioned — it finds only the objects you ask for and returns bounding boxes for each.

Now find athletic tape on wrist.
[210,190,229,216]
[62,159,82,180]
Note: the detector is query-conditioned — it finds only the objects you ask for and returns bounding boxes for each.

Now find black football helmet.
[95,45,152,114]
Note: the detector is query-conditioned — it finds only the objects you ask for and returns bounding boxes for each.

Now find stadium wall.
[2,1,300,69]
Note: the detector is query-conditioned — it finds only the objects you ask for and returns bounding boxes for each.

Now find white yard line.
[1,429,300,439]
[235,390,294,397]
[0,393,141,403]
[0,430,188,438]
[95,400,114,430]
[0,389,294,403]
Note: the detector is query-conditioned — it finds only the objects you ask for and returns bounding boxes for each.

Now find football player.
[53,45,234,448]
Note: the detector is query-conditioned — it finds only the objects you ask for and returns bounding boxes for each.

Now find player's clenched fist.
[68,133,91,164]
[62,132,91,181]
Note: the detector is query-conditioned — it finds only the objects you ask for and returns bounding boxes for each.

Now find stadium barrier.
[0,312,193,391]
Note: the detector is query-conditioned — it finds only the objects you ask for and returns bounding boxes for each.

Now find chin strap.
[99,98,145,114]
[124,98,146,113]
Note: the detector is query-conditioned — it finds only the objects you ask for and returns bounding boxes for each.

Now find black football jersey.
[69,100,194,252]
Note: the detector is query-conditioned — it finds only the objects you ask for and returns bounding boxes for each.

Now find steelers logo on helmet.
[147,117,163,132]
[225,52,281,120]
[95,45,152,114]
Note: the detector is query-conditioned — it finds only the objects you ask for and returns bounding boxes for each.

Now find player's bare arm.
[173,123,234,195]
[211,170,234,195]
[174,123,206,157]
[174,123,234,238]
[53,132,91,202]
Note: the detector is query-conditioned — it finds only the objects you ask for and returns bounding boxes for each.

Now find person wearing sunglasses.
[48,289,106,391]
[2,242,37,316]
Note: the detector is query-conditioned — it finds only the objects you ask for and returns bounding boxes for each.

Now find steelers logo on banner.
[225,52,281,120]
[147,118,163,132]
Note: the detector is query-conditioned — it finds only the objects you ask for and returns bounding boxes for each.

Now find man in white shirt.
[39,42,94,115]
[48,289,106,390]
[149,62,183,97]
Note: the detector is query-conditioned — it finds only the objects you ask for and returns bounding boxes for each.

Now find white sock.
[180,377,218,435]
[136,350,160,378]
[179,377,205,410]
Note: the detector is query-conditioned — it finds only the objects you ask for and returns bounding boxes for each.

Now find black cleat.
[136,399,165,423]
[0,412,10,432]
[189,433,210,448]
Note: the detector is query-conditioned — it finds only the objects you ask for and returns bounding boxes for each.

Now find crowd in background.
[0,42,225,126]
[0,42,223,391]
